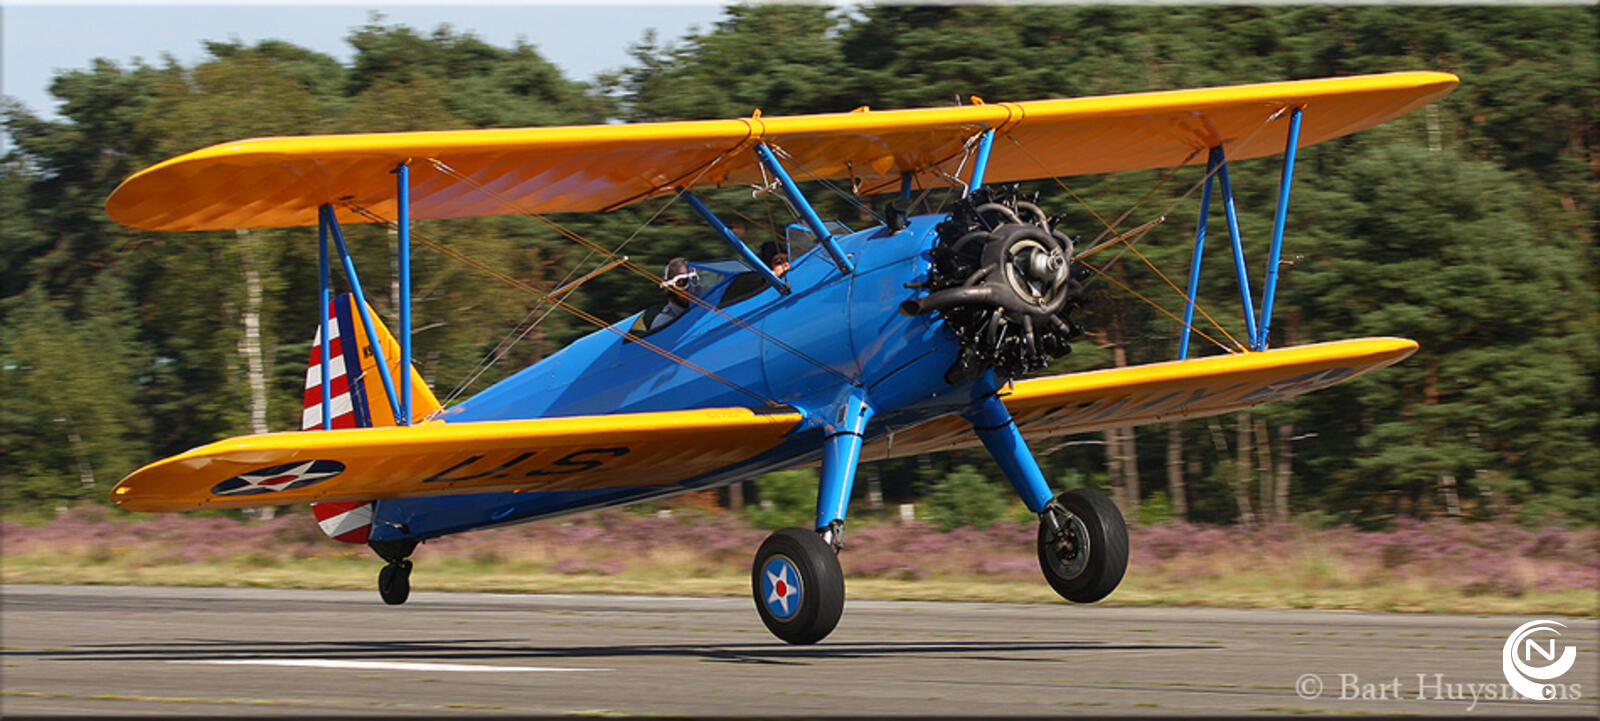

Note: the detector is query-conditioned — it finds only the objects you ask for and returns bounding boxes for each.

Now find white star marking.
[766,563,798,615]
[223,461,342,494]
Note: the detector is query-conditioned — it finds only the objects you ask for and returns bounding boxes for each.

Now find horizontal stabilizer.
[867,338,1417,460]
[112,406,802,512]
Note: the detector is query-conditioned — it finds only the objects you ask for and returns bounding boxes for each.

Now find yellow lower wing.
[115,339,1413,512]
[113,406,802,512]
[865,338,1417,460]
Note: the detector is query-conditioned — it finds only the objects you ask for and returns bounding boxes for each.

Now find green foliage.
[1133,491,1174,526]
[0,281,148,508]
[608,5,850,120]
[924,465,1009,532]
[743,470,818,530]
[1287,142,1596,523]
[1054,468,1090,492]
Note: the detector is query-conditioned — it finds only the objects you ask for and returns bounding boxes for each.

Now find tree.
[0,281,149,507]
[1288,142,1595,522]
[609,4,851,121]
[924,465,1010,531]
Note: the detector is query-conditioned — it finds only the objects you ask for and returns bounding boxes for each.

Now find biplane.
[107,71,1457,644]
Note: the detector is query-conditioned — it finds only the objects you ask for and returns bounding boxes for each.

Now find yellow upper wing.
[112,406,802,512]
[107,72,1457,232]
[862,338,1418,461]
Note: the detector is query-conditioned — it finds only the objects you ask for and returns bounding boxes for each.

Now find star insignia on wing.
[213,460,344,496]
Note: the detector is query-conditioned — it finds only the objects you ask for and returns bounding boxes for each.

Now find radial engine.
[901,187,1086,384]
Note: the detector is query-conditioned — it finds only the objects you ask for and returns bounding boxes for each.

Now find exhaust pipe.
[899,286,995,317]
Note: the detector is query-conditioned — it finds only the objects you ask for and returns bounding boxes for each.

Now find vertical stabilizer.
[304,293,440,543]
[302,293,440,431]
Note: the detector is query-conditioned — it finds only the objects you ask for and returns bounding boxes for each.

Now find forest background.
[1,5,1594,535]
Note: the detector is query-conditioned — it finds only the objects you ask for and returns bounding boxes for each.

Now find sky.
[1,3,731,120]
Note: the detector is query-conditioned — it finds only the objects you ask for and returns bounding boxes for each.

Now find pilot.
[650,256,699,330]
[758,241,790,278]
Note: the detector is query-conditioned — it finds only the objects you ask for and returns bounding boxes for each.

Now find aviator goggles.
[661,269,700,291]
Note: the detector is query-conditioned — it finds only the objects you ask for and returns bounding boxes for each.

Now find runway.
[2,584,1594,716]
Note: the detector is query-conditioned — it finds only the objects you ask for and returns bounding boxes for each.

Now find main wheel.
[1037,488,1128,603]
[752,527,845,645]
[378,560,412,606]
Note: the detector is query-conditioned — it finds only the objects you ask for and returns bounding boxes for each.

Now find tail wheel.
[752,527,845,645]
[378,559,412,606]
[1037,488,1128,603]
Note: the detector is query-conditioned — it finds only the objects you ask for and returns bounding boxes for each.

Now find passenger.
[758,241,790,278]
[650,257,699,330]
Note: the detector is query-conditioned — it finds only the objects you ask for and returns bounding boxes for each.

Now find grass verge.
[3,552,1593,616]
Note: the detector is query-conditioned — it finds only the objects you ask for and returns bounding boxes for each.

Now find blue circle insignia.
[761,556,802,620]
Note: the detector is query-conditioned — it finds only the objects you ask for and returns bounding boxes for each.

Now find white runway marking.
[170,659,609,673]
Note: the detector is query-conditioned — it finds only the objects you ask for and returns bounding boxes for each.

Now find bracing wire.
[763,144,886,225]
[421,151,751,398]
[426,157,859,387]
[368,103,1290,396]
[427,154,734,396]
[1076,257,1238,356]
[1081,148,1202,249]
[1085,220,1248,353]
[441,255,630,406]
[444,298,564,407]
[341,202,781,407]
[705,194,786,245]
[998,108,1287,356]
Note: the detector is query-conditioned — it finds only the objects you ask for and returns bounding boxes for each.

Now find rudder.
[302,293,440,431]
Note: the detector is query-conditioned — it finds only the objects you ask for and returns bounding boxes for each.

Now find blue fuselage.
[370,213,992,542]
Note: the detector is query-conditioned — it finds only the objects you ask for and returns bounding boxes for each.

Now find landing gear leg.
[962,392,1128,603]
[961,392,1054,513]
[751,393,871,644]
[369,538,417,606]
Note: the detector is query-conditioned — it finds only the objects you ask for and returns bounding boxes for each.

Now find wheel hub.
[760,555,803,620]
[1045,508,1091,580]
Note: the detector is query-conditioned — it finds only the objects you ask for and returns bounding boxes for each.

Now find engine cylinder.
[906,190,1084,383]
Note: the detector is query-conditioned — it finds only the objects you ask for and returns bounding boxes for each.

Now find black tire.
[378,560,412,606]
[1037,488,1128,603]
[751,527,845,645]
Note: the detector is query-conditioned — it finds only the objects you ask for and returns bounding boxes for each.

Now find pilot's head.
[758,241,790,277]
[661,256,699,307]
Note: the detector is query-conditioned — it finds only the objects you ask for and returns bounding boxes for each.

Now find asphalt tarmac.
[1,584,1594,717]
